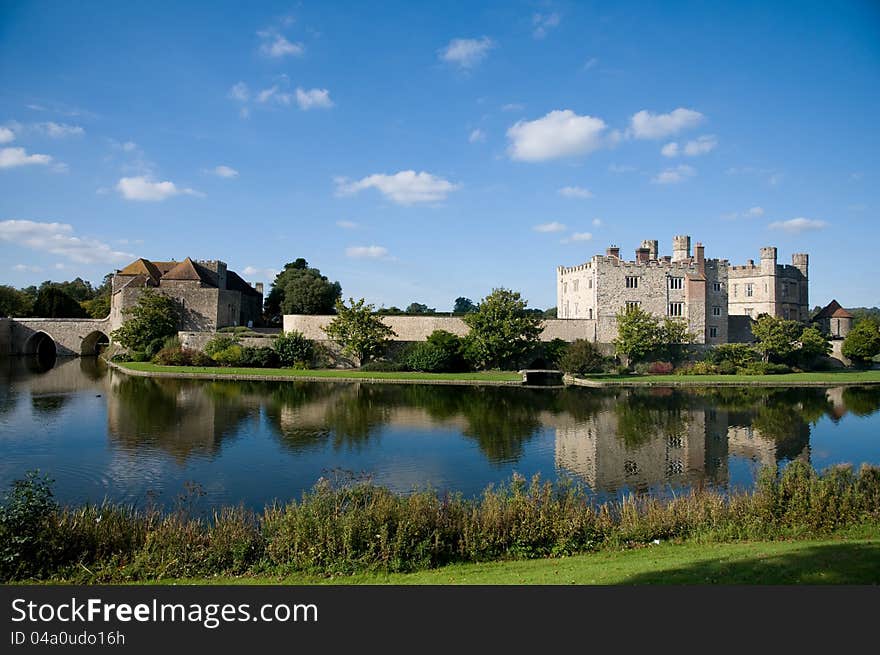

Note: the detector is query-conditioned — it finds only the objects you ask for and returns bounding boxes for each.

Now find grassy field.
[577,370,880,385]
[118,362,522,382]
[159,527,880,585]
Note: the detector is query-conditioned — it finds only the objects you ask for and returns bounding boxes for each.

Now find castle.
[111,257,263,331]
[556,235,809,344]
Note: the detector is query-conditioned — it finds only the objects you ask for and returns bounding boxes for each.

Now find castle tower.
[759,247,777,275]
[672,235,691,262]
[791,253,809,279]
[641,239,659,260]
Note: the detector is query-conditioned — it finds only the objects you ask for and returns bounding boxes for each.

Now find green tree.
[323,298,396,364]
[543,306,557,319]
[39,277,94,302]
[274,330,315,367]
[613,306,661,364]
[462,288,542,369]
[751,314,807,364]
[797,326,832,366]
[0,285,33,317]
[558,339,605,375]
[405,302,435,314]
[32,287,88,318]
[841,318,880,366]
[453,297,476,314]
[657,317,696,362]
[81,295,111,318]
[111,289,179,356]
[264,259,341,321]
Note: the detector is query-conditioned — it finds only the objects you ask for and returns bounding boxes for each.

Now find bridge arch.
[23,330,57,360]
[81,330,110,356]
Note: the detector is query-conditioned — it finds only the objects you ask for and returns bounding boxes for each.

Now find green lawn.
[157,527,880,585]
[577,370,880,385]
[118,362,522,382]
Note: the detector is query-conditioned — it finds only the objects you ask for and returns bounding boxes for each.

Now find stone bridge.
[1,317,113,357]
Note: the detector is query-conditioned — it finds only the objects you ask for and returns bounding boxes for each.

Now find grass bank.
[159,525,880,585]
[570,370,880,387]
[3,462,879,584]
[116,362,522,384]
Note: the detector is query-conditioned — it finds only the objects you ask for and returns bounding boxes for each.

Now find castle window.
[625,276,639,289]
[668,302,684,317]
[733,284,738,297]
[669,277,683,290]
[563,282,568,294]
[781,284,788,297]
[713,281,722,292]
[574,303,579,316]
[666,460,684,476]
[746,283,754,297]
[624,460,640,476]
[709,326,718,338]
[712,306,722,316]
[625,301,640,312]
[588,308,593,319]
[588,278,593,289]
[667,436,683,449]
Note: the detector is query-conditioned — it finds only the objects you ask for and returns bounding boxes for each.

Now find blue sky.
[1,0,878,310]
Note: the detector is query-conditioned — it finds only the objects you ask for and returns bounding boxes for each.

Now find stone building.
[812,299,853,339]
[110,257,263,331]
[556,235,809,345]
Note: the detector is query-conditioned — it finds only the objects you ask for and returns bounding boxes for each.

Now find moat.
[2,357,880,512]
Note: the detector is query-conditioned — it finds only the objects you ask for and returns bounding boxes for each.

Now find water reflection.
[2,357,880,508]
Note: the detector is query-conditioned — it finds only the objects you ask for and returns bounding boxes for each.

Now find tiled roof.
[163,257,218,286]
[226,270,262,297]
[118,258,162,282]
[814,299,851,320]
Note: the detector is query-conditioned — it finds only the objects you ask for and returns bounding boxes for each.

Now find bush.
[710,343,759,368]
[359,360,410,372]
[542,338,569,368]
[737,362,792,375]
[129,351,151,362]
[558,339,606,375]
[239,346,280,368]
[212,345,244,367]
[152,346,215,367]
[274,331,315,368]
[404,342,453,372]
[0,471,57,581]
[646,361,674,375]
[426,330,468,371]
[204,335,240,358]
[676,361,719,375]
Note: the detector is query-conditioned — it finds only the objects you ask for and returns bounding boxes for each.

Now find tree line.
[0,276,112,319]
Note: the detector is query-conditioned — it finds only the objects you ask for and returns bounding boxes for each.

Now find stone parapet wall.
[178,332,277,351]
[283,315,600,343]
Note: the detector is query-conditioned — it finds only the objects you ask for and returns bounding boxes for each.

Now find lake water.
[1,357,879,512]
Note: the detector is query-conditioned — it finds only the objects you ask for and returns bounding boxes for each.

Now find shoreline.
[107,360,880,388]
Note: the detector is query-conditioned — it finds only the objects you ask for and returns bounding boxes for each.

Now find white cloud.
[36,122,84,138]
[652,164,696,184]
[0,127,15,143]
[335,170,459,205]
[768,217,827,234]
[746,206,764,217]
[608,163,636,173]
[629,108,704,139]
[582,57,599,71]
[468,129,486,143]
[295,87,334,110]
[255,85,293,105]
[116,176,203,201]
[501,103,524,112]
[336,220,358,229]
[346,245,389,259]
[229,82,250,102]
[212,165,239,178]
[0,219,135,264]
[683,135,717,156]
[0,147,53,168]
[533,12,561,39]
[534,221,567,233]
[258,32,304,58]
[558,186,593,199]
[507,110,608,162]
[592,218,603,227]
[13,264,42,272]
[661,142,679,157]
[561,232,593,244]
[242,265,278,279]
[439,37,494,69]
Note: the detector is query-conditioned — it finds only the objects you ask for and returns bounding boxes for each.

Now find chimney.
[694,242,705,274]
[606,245,620,259]
[672,235,691,262]
[636,247,650,264]
[641,239,659,260]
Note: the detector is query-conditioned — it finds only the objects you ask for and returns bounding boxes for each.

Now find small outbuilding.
[812,299,854,339]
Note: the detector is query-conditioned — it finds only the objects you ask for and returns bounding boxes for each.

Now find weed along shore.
[566,370,880,388]
[2,462,879,585]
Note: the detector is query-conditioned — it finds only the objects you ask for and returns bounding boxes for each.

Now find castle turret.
[792,253,809,279]
[760,247,777,275]
[641,239,659,260]
[672,235,691,262]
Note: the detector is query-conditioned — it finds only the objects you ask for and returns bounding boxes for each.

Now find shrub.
[710,343,759,368]
[542,338,569,368]
[646,361,674,375]
[152,346,215,367]
[204,335,240,358]
[359,360,409,372]
[404,342,452,373]
[0,471,57,581]
[558,339,605,375]
[212,345,244,367]
[737,362,791,375]
[274,331,315,367]
[129,351,151,362]
[426,330,467,371]
[676,361,719,375]
[239,346,280,368]
[842,319,880,366]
